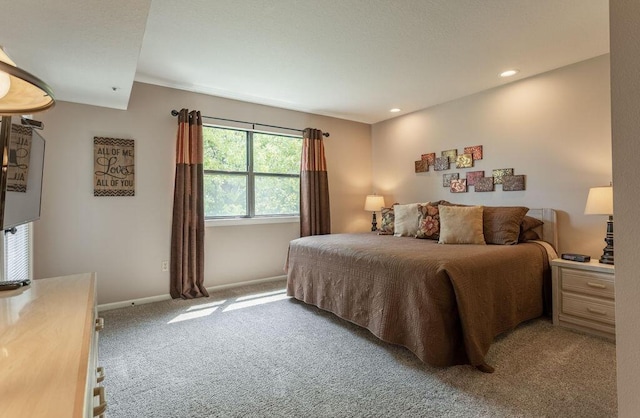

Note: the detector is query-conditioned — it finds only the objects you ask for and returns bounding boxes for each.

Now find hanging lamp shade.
[0,46,54,114]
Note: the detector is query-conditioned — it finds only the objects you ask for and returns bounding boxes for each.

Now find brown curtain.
[300,128,330,237]
[170,109,209,299]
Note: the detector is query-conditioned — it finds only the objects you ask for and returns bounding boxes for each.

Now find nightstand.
[551,258,615,340]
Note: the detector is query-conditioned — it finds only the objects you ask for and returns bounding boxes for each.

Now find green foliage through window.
[203,126,302,218]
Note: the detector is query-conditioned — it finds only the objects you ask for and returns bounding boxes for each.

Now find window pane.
[255,175,299,216]
[204,174,247,217]
[253,133,302,174]
[203,127,247,172]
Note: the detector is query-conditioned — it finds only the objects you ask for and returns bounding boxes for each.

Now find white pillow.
[438,205,486,245]
[393,203,423,237]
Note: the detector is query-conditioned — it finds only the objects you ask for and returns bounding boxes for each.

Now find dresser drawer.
[561,269,614,299]
[561,292,615,325]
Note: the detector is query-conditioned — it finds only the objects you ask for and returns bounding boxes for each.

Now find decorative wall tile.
[421,153,436,166]
[492,168,514,184]
[441,149,458,163]
[464,145,483,160]
[465,170,484,186]
[456,153,473,168]
[443,173,459,187]
[450,179,467,193]
[434,156,450,171]
[415,160,429,173]
[474,177,494,192]
[502,174,525,191]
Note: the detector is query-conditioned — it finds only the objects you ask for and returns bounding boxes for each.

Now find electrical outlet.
[161,260,169,272]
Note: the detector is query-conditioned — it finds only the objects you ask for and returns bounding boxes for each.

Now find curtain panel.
[170,109,209,299]
[300,128,331,237]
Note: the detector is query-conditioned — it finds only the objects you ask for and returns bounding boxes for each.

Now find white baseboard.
[97,275,287,312]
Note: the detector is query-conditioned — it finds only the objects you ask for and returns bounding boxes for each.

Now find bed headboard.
[526,208,557,250]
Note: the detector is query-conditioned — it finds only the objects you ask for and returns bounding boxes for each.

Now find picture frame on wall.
[474,177,494,192]
[421,153,436,166]
[502,174,525,191]
[465,170,484,186]
[94,137,135,197]
[450,179,467,193]
[415,160,429,173]
[441,149,458,163]
[456,153,473,168]
[443,173,459,187]
[492,168,514,185]
[434,156,450,171]
[464,145,483,160]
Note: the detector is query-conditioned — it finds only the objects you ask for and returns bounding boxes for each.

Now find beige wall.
[35,82,371,304]
[610,1,640,416]
[372,55,612,257]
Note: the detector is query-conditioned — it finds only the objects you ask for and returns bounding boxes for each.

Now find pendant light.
[0,46,55,114]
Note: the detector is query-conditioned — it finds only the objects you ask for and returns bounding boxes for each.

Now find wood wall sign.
[6,124,33,193]
[94,137,135,197]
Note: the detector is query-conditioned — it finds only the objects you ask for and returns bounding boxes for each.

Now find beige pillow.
[438,205,486,245]
[393,203,422,237]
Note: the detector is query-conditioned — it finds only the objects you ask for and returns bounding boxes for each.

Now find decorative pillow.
[518,215,543,242]
[482,206,529,245]
[416,204,440,240]
[378,205,397,235]
[438,200,469,207]
[393,203,422,237]
[519,229,541,242]
[393,201,442,237]
[520,215,544,233]
[438,205,486,245]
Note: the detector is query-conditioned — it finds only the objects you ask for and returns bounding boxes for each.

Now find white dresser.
[551,259,615,340]
[0,273,105,417]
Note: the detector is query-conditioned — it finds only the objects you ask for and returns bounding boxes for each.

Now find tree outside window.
[203,126,301,218]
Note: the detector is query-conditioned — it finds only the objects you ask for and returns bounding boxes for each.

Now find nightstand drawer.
[561,269,615,299]
[561,292,615,325]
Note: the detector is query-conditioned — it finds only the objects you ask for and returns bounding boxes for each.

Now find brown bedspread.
[285,233,550,370]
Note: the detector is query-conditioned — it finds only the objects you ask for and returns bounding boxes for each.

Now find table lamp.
[584,185,614,265]
[364,195,385,231]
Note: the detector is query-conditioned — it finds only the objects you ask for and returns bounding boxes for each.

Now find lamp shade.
[0,46,55,114]
[584,186,613,215]
[364,195,385,212]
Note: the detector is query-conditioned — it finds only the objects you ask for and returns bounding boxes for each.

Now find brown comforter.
[285,233,551,371]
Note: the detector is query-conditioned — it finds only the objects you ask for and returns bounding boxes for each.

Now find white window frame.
[203,125,302,221]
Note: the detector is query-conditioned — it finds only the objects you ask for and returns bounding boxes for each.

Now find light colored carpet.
[99,279,617,417]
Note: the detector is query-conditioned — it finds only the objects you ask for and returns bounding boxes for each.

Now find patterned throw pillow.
[416,204,440,240]
[378,206,396,235]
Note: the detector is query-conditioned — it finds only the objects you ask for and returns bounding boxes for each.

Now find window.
[203,126,302,218]
[2,223,32,281]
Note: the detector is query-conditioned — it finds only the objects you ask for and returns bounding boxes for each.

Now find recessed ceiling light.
[500,69,519,78]
[389,108,401,113]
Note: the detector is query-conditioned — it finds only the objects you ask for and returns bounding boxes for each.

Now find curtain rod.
[170,110,329,137]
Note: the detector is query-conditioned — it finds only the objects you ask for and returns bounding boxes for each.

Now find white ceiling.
[0,0,609,124]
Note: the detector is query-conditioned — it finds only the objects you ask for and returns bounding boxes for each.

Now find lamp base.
[599,255,614,265]
[370,212,377,232]
[599,215,614,265]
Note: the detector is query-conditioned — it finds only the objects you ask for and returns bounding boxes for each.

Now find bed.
[285,206,558,372]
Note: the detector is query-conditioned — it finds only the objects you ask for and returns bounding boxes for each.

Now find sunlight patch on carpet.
[223,292,289,312]
[186,300,227,312]
[168,307,219,323]
[167,289,290,322]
